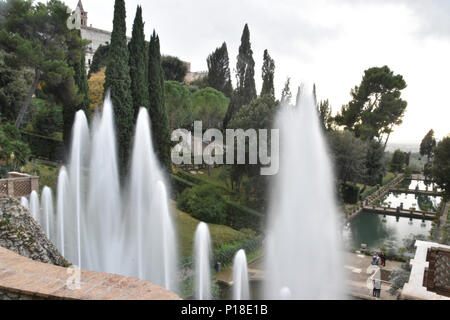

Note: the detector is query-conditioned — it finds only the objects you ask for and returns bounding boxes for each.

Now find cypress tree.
[207,42,232,98]
[129,6,149,120]
[224,24,256,127]
[104,0,134,176]
[63,35,90,148]
[261,49,275,97]
[148,30,171,172]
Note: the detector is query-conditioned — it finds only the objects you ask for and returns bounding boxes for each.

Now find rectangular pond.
[343,210,432,252]
[378,192,442,212]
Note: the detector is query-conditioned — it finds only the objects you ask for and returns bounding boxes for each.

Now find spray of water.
[41,187,54,241]
[32,96,179,291]
[232,249,250,300]
[29,190,40,222]
[57,167,69,257]
[20,197,29,209]
[194,222,211,300]
[264,87,345,299]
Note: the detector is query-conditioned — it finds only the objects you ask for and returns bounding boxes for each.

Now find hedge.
[170,174,264,232]
[21,131,65,162]
[342,183,360,204]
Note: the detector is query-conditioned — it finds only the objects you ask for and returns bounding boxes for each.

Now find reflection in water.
[379,192,441,212]
[343,211,431,251]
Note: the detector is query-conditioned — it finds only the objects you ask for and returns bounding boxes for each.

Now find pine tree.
[207,42,232,98]
[148,30,171,172]
[104,0,134,176]
[129,6,149,121]
[261,49,275,97]
[224,24,256,127]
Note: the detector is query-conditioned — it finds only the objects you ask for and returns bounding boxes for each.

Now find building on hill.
[74,0,130,73]
[74,0,199,81]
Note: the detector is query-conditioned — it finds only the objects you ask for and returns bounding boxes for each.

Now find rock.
[0,195,68,267]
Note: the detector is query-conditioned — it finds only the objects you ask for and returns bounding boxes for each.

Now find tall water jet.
[126,107,177,289]
[41,187,54,240]
[194,222,211,300]
[68,110,90,268]
[21,197,29,209]
[232,249,250,300]
[57,167,69,256]
[29,191,39,222]
[264,87,345,299]
[84,95,121,274]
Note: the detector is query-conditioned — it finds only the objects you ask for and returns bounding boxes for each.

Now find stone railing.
[0,172,39,197]
[0,247,180,300]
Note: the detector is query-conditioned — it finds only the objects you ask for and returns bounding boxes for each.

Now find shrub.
[0,122,30,169]
[178,184,227,224]
[342,183,360,204]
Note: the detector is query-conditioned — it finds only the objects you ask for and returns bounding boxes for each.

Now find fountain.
[20,197,29,209]
[29,190,39,222]
[264,87,345,299]
[41,186,54,241]
[194,222,211,300]
[67,110,90,268]
[125,107,177,290]
[232,249,250,300]
[57,167,69,256]
[34,95,179,291]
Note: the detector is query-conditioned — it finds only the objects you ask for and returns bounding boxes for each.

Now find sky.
[65,0,450,145]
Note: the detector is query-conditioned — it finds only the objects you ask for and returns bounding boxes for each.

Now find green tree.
[148,30,171,172]
[128,6,149,120]
[261,49,275,97]
[228,95,279,209]
[63,49,90,147]
[192,87,229,129]
[431,137,450,197]
[0,0,87,128]
[224,24,256,128]
[420,129,436,162]
[318,99,332,131]
[104,0,134,175]
[207,42,232,98]
[88,43,109,78]
[177,184,227,224]
[328,130,367,185]
[364,140,385,186]
[390,149,407,173]
[0,49,33,121]
[161,55,187,82]
[335,66,407,148]
[165,80,193,131]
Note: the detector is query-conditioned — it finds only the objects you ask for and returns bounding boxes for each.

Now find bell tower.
[77,0,88,27]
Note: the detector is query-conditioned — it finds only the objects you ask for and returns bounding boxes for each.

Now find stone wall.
[0,195,68,267]
[0,246,181,300]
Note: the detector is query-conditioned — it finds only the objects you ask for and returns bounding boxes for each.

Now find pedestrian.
[380,252,386,267]
[374,279,381,298]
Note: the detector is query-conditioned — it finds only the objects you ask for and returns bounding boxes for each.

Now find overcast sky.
[65,0,450,144]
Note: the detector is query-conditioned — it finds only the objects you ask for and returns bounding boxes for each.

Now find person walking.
[373,279,381,298]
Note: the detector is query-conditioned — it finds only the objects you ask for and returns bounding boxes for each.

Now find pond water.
[379,192,442,212]
[343,210,431,252]
[407,179,441,192]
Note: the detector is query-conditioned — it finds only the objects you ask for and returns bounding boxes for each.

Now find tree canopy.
[0,0,87,128]
[104,0,134,175]
[420,129,436,161]
[165,80,193,131]
[207,42,232,98]
[261,49,275,97]
[161,55,188,82]
[335,66,407,147]
[191,87,229,129]
[432,137,450,197]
